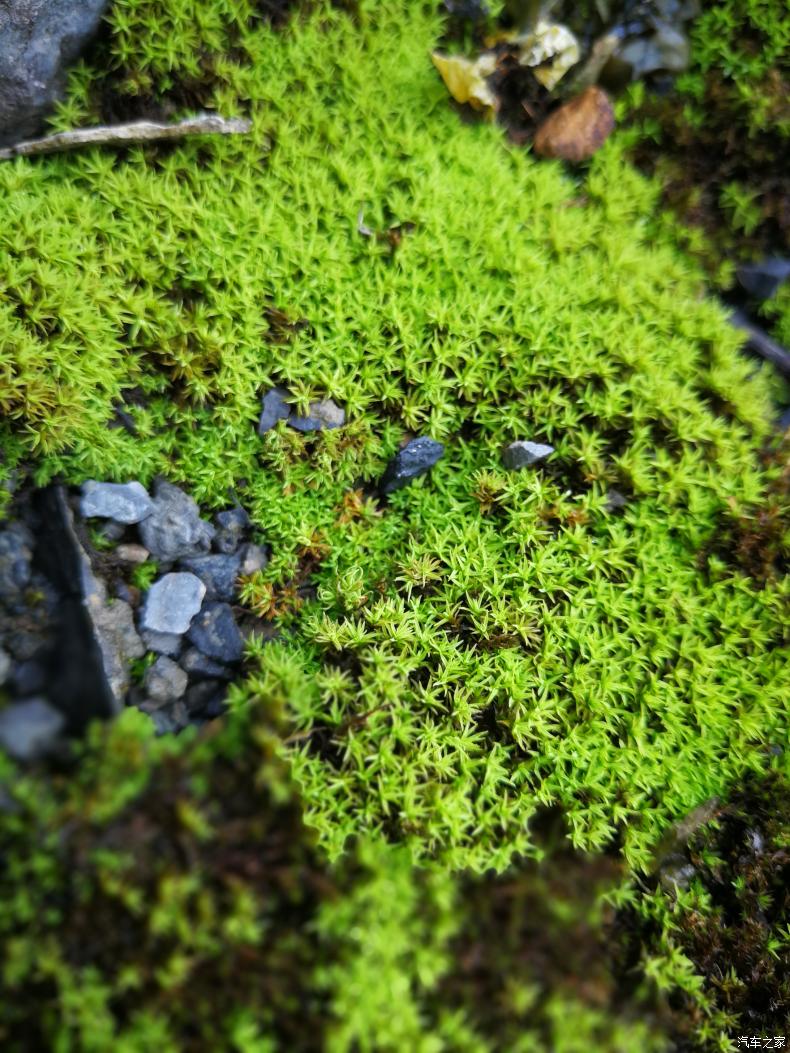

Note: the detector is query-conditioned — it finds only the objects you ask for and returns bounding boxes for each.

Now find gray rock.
[213,506,250,554]
[86,596,145,701]
[502,440,555,470]
[239,542,268,577]
[10,657,48,697]
[141,629,183,658]
[0,648,9,686]
[380,437,444,494]
[138,481,215,561]
[80,481,153,525]
[0,697,64,762]
[605,489,628,511]
[141,573,205,635]
[139,699,189,735]
[34,486,142,719]
[180,647,233,680]
[144,656,188,705]
[0,0,109,147]
[618,21,690,79]
[257,386,291,435]
[179,553,241,602]
[187,602,244,663]
[737,258,790,301]
[0,522,33,599]
[288,398,345,432]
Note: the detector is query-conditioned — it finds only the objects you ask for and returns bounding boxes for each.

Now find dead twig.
[0,113,251,161]
[730,309,790,378]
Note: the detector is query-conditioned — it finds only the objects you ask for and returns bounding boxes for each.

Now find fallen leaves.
[431,51,498,117]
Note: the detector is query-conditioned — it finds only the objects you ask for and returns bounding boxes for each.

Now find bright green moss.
[0,0,788,880]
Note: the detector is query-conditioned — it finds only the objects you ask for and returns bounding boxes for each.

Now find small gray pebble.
[179,553,241,602]
[257,386,291,434]
[288,398,345,432]
[213,506,250,554]
[80,481,154,524]
[187,602,244,663]
[115,543,150,564]
[0,523,34,599]
[502,440,555,470]
[238,542,268,577]
[0,698,64,762]
[144,656,188,705]
[138,481,215,561]
[140,573,206,635]
[736,257,790,301]
[380,437,444,495]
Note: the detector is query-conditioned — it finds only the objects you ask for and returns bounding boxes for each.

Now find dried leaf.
[533,86,614,162]
[431,51,498,116]
[515,20,580,91]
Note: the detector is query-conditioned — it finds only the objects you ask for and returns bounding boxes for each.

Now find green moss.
[1,0,788,888]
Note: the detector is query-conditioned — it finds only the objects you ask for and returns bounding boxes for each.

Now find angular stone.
[736,258,790,301]
[0,0,109,147]
[187,602,244,663]
[179,553,241,602]
[257,386,291,435]
[80,480,153,524]
[0,698,64,762]
[180,647,233,681]
[0,522,33,599]
[138,480,215,561]
[84,595,145,701]
[141,629,183,658]
[533,86,615,163]
[213,506,250,555]
[502,440,555,470]
[380,437,445,495]
[238,542,268,577]
[140,573,206,635]
[144,656,188,705]
[288,398,345,432]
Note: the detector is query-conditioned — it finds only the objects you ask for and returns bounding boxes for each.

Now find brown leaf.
[533,86,615,163]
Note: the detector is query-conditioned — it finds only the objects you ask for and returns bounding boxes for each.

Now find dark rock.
[443,0,488,19]
[213,506,250,554]
[502,440,555,470]
[187,602,244,663]
[0,648,9,686]
[144,656,188,705]
[138,480,215,561]
[180,647,233,680]
[736,258,790,301]
[0,697,64,762]
[380,437,444,495]
[140,572,205,635]
[0,522,33,599]
[80,480,153,524]
[141,629,183,658]
[179,553,241,602]
[10,657,48,697]
[140,700,189,735]
[238,542,268,577]
[257,386,291,435]
[33,487,144,724]
[183,678,226,718]
[0,0,109,147]
[288,398,346,432]
[5,630,43,662]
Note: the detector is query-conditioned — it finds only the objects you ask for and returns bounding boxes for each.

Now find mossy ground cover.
[0,0,789,1047]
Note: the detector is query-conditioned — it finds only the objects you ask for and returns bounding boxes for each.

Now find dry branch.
[0,113,251,161]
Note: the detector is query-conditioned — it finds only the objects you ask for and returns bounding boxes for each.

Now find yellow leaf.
[431,51,498,117]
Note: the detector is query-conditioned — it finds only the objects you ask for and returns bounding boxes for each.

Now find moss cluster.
[0,0,788,1046]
